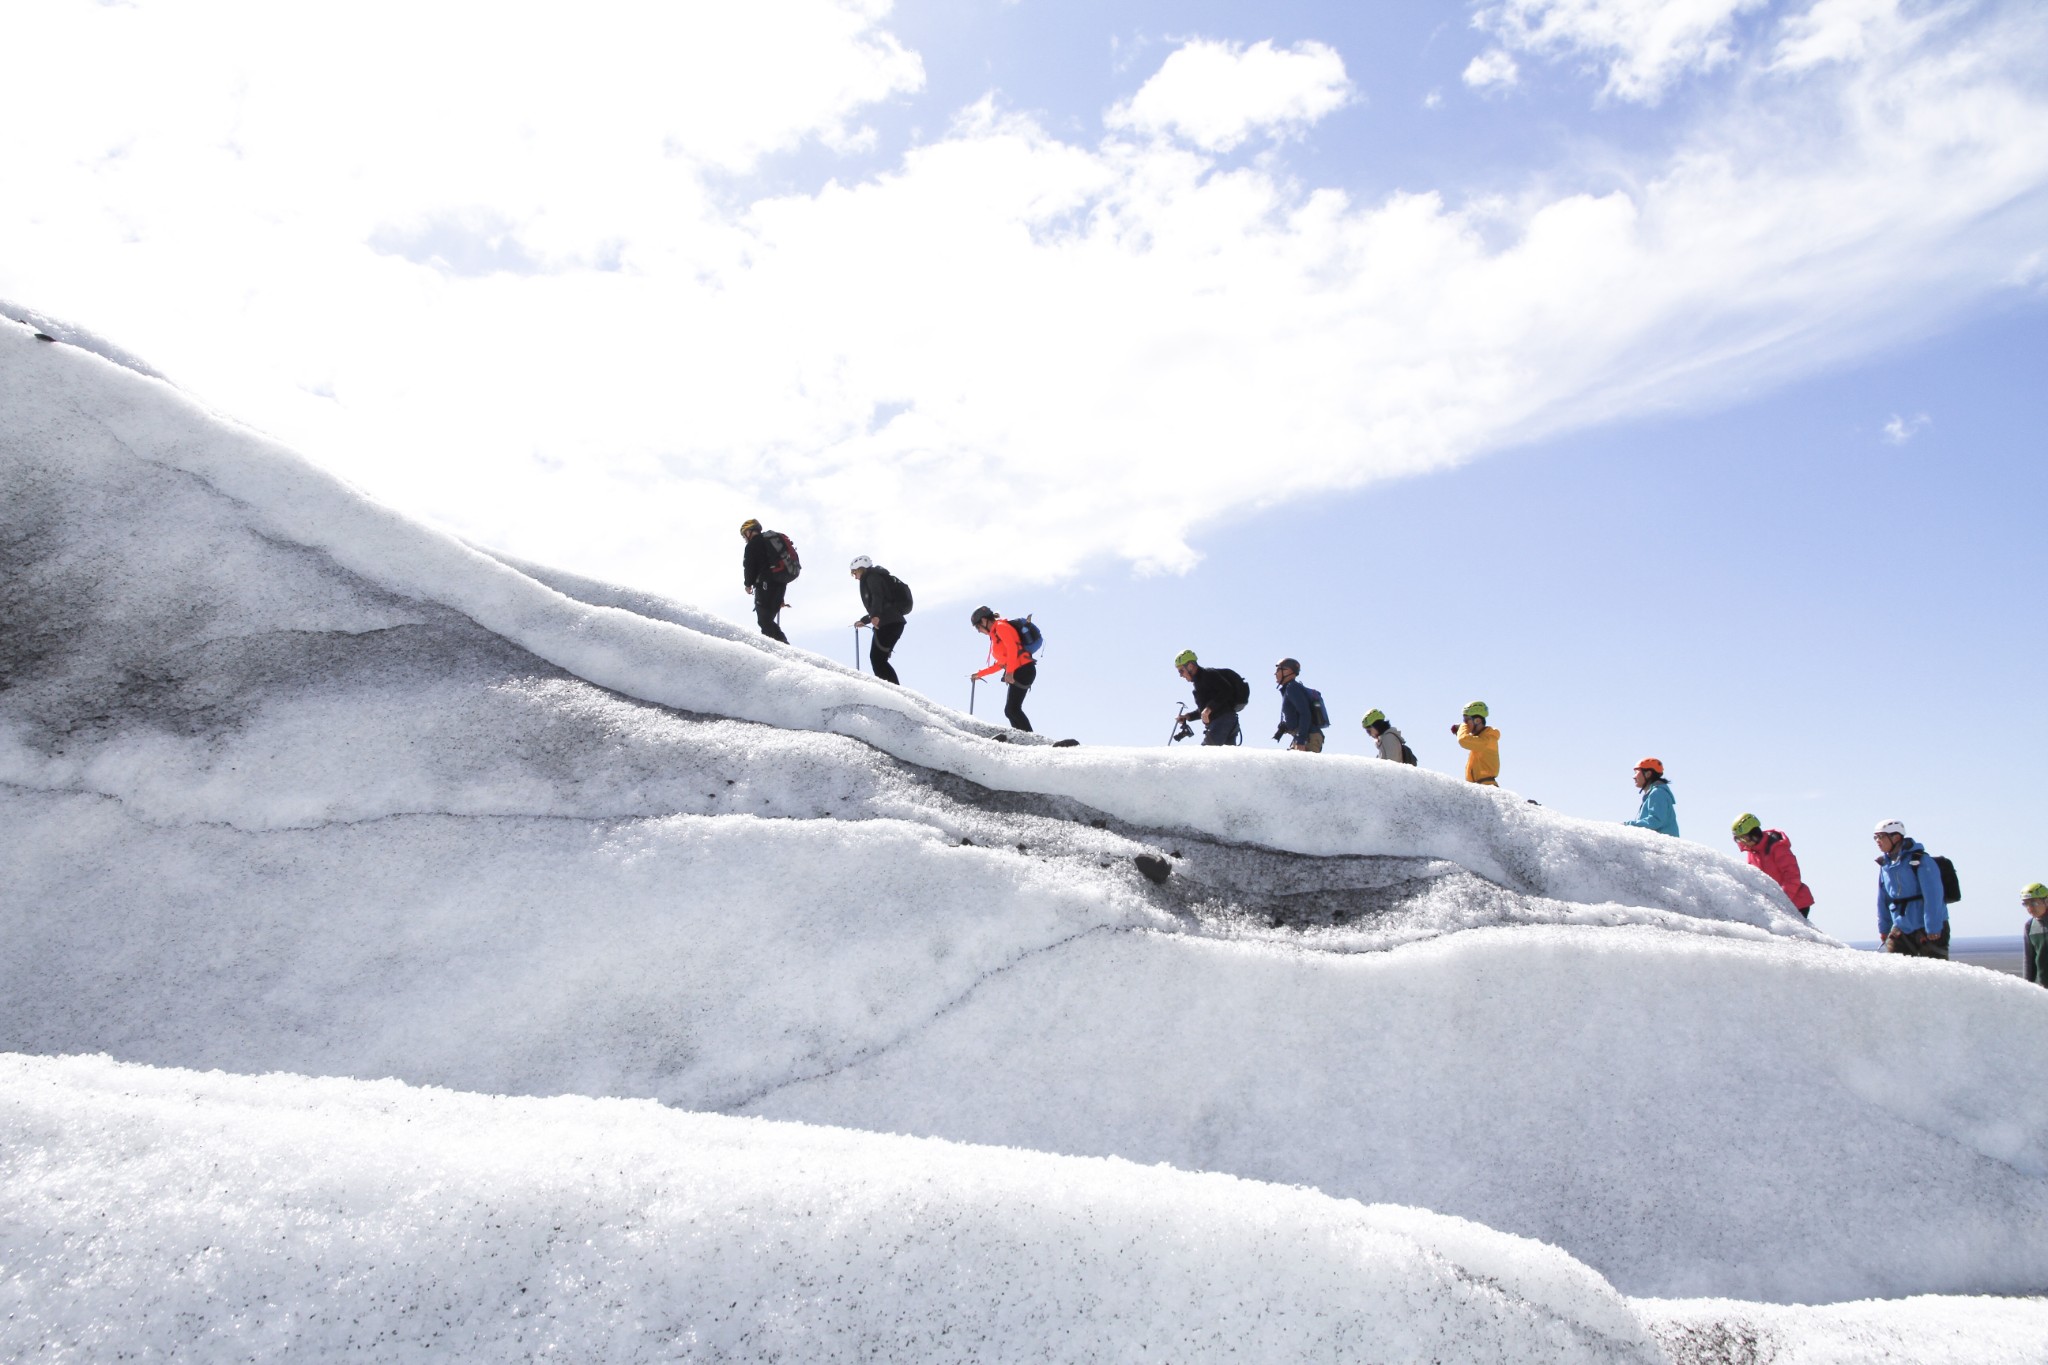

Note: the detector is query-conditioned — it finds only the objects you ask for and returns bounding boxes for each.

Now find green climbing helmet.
[1462,700,1489,719]
[1731,813,1762,839]
[2024,882,2048,902]
[1173,649,1198,668]
[1361,709,1386,729]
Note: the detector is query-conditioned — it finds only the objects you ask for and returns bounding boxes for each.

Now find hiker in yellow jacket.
[1452,701,1500,785]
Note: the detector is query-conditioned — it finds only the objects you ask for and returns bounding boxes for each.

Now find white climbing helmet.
[1873,818,1906,837]
[849,555,873,573]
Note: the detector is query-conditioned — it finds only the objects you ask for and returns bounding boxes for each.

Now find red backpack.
[764,532,801,581]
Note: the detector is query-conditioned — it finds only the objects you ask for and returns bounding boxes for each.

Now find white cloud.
[1104,39,1352,152]
[1882,413,1931,444]
[1462,48,1523,91]
[1474,0,1768,103]
[1774,0,1936,71]
[1,4,2045,609]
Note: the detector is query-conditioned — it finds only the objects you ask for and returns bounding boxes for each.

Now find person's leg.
[1204,710,1240,746]
[1295,731,1324,753]
[1921,925,1951,960]
[755,580,789,643]
[1004,662,1036,731]
[869,620,904,684]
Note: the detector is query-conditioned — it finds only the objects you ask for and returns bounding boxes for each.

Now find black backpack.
[1933,854,1961,904]
[1208,668,1250,712]
[1399,742,1418,766]
[893,576,914,615]
[766,532,801,581]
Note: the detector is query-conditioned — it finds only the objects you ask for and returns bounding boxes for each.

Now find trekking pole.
[853,625,862,672]
[970,675,978,716]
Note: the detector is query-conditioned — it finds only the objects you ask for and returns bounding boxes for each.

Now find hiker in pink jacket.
[1732,813,1815,917]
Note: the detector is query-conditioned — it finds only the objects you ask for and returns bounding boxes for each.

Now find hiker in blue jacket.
[1623,758,1679,836]
[1271,658,1324,752]
[1874,819,1951,959]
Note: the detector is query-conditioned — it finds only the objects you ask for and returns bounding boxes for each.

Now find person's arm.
[1651,786,1677,834]
[1276,683,1303,739]
[2025,926,2039,984]
[1916,857,1947,938]
[973,622,1018,679]
[1775,841,1811,907]
[1768,837,1801,887]
[1753,836,1783,886]
[1877,872,1893,940]
[1455,724,1479,751]
[865,572,894,623]
[970,625,1001,679]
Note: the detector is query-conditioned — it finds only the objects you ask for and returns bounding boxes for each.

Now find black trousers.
[754,579,788,643]
[1202,708,1240,746]
[869,619,904,684]
[1004,662,1036,732]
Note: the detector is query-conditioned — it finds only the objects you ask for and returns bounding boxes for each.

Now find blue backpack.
[1301,686,1330,730]
[1009,616,1044,657]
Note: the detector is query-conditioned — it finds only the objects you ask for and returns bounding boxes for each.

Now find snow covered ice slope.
[3,311,2046,1328]
[0,1052,1667,1364]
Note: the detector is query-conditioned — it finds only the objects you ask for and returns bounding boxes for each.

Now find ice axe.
[1167,706,1194,746]
[969,674,978,716]
[852,624,864,672]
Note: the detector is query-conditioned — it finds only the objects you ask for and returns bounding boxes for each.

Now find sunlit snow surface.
[3,314,2047,1354]
[0,1053,1665,1364]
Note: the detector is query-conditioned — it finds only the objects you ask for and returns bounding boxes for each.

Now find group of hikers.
[738,519,2045,978]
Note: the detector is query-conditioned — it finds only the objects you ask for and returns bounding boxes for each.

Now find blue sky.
[4,0,2044,936]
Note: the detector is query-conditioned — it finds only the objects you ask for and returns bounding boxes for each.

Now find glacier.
[3,309,2045,1358]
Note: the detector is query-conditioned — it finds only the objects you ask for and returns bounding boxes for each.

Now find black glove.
[1273,727,1286,741]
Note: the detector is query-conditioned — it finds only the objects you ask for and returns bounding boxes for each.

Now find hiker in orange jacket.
[970,606,1036,732]
[1451,701,1500,785]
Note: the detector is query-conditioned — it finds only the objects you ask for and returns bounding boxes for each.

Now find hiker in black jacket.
[1173,650,1243,746]
[740,518,794,643]
[849,556,912,684]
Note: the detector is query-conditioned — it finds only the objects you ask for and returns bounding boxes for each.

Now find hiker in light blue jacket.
[1874,819,1950,958]
[1624,758,1679,836]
